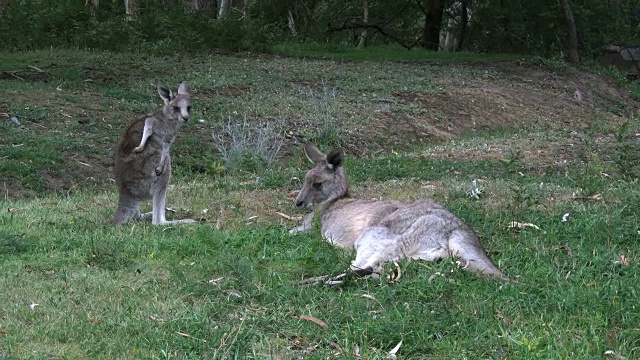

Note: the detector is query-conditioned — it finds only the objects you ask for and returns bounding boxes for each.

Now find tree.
[357,0,369,48]
[558,0,580,65]
[421,0,444,51]
[441,0,470,52]
[218,0,230,18]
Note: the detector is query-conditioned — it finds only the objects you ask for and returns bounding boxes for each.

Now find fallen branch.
[327,23,419,50]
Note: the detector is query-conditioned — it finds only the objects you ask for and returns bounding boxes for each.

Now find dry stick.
[6,72,24,80]
[27,65,45,73]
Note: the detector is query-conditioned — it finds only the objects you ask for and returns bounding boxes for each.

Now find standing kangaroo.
[290,143,508,281]
[112,81,195,225]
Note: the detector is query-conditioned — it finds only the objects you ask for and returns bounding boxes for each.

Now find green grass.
[1,48,640,359]
[271,43,528,63]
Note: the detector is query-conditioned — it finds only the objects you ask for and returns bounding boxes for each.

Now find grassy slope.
[1,48,640,359]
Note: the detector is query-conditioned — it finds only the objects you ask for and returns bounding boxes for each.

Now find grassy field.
[1,48,640,359]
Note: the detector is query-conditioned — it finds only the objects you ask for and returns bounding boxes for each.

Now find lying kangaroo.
[290,143,508,281]
[112,81,195,225]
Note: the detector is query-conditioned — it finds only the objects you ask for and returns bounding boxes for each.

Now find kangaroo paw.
[155,166,163,176]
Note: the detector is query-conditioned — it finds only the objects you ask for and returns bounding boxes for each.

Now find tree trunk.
[124,0,138,15]
[357,0,369,48]
[85,0,98,17]
[421,0,444,51]
[218,0,230,18]
[558,0,580,65]
[241,0,248,18]
[287,10,297,36]
[455,0,468,52]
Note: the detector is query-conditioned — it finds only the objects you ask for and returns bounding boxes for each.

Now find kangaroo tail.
[449,230,509,282]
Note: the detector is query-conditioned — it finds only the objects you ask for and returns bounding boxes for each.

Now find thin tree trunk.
[455,0,468,52]
[218,0,230,18]
[124,0,138,15]
[421,0,444,51]
[86,0,98,17]
[558,0,580,65]
[357,0,369,48]
[287,10,297,36]
[241,0,248,18]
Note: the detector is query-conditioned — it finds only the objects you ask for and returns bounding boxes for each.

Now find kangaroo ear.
[157,84,172,104]
[326,149,344,170]
[304,142,326,164]
[177,81,190,96]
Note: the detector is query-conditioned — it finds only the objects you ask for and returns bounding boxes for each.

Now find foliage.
[0,0,280,53]
[1,0,638,58]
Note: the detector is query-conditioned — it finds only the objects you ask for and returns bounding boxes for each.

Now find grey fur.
[290,142,508,281]
[112,81,195,225]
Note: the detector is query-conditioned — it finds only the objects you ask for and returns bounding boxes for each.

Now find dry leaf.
[87,318,101,323]
[586,194,603,201]
[0,331,10,335]
[507,221,540,230]
[39,202,58,206]
[208,277,224,285]
[553,243,573,256]
[298,315,328,329]
[330,342,343,350]
[354,344,361,358]
[150,315,166,322]
[224,289,242,298]
[614,255,629,266]
[388,340,402,358]
[275,211,302,221]
[387,261,402,283]
[554,255,559,268]
[361,294,378,302]
[574,89,583,101]
[176,331,192,338]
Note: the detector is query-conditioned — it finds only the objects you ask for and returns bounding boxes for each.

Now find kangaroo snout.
[295,200,305,208]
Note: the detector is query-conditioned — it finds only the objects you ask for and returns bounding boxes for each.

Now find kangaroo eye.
[172,106,180,112]
[312,182,322,190]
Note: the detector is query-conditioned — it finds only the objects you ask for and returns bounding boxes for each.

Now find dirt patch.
[0,69,49,82]
[363,61,636,148]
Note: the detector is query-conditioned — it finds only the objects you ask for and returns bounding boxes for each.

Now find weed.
[211,116,284,172]
[306,82,341,146]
